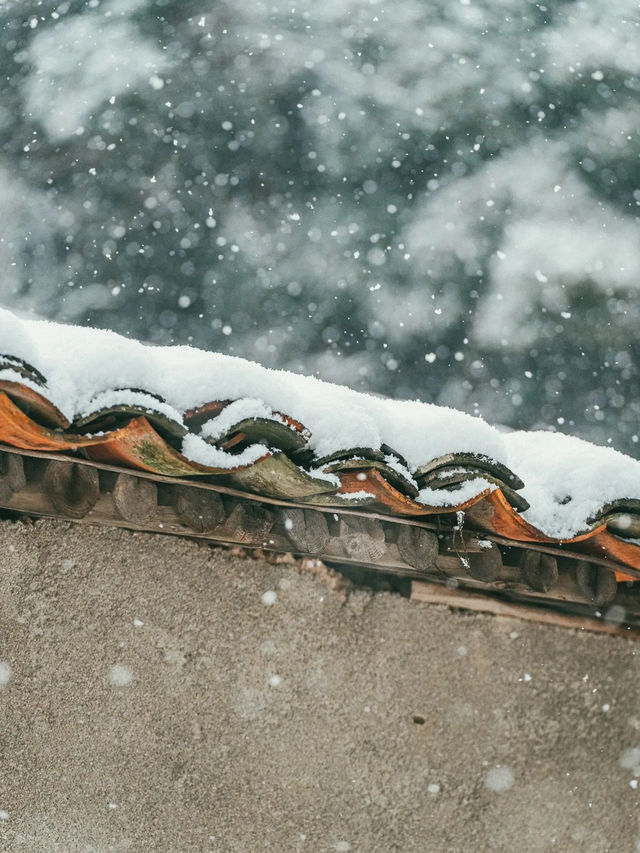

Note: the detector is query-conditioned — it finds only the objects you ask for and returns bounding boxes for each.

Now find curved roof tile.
[1,308,640,575]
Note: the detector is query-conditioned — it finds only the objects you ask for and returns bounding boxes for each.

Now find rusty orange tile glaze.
[578,531,640,582]
[465,488,554,543]
[0,392,101,451]
[337,467,490,516]
[466,487,637,580]
[0,381,70,429]
[183,400,230,430]
[85,415,271,477]
[467,487,607,544]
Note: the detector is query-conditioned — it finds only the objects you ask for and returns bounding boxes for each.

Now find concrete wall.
[1,518,639,852]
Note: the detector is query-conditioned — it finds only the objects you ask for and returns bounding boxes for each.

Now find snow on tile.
[3,307,640,540]
[417,478,494,508]
[0,308,505,470]
[181,432,270,469]
[504,430,640,539]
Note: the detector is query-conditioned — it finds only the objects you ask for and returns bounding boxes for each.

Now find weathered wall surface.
[1,518,639,852]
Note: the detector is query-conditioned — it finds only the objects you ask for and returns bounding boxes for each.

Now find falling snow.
[0,0,639,458]
[261,590,277,607]
[484,766,515,793]
[108,664,134,687]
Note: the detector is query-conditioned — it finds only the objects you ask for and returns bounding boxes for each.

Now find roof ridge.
[1,308,639,552]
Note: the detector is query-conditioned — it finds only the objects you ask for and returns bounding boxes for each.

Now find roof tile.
[1,308,640,575]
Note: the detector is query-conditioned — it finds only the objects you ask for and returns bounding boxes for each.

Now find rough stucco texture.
[1,518,640,852]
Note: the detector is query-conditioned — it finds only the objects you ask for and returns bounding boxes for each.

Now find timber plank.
[410,581,638,638]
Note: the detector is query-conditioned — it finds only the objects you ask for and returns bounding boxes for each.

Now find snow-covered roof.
[2,307,640,571]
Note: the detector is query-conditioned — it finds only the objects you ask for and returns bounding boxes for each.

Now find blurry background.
[1,0,640,452]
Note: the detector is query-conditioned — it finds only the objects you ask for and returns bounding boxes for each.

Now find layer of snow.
[78,388,184,425]
[504,430,640,540]
[417,478,495,509]
[308,469,341,489]
[4,308,640,541]
[0,308,506,469]
[333,489,377,502]
[181,433,270,470]
[199,398,278,440]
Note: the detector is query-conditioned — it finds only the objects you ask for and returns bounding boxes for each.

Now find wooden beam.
[410,580,639,638]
